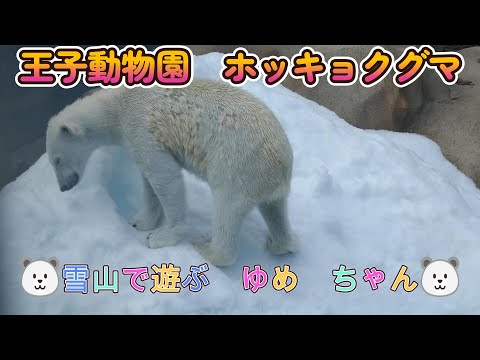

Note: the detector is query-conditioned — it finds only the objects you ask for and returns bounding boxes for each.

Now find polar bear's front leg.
[193,191,253,266]
[129,175,164,231]
[145,153,187,249]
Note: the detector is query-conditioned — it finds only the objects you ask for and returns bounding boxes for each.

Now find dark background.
[0,45,90,189]
[0,44,173,190]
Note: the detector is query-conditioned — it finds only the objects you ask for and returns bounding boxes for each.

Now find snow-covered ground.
[2,52,480,314]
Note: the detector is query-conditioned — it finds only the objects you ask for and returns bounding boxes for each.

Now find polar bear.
[46,79,298,266]
[22,258,59,296]
[421,257,459,296]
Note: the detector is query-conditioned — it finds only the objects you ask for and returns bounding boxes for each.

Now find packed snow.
[2,52,480,314]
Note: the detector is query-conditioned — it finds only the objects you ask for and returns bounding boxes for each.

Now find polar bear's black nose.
[37,279,43,284]
[438,279,443,284]
[60,173,79,192]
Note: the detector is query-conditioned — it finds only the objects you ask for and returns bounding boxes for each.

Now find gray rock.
[409,46,480,186]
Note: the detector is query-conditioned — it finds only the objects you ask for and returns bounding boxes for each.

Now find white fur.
[46,79,298,266]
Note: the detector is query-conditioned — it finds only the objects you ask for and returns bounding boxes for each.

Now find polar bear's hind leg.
[259,197,299,255]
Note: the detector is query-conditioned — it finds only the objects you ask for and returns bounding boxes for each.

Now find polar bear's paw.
[129,208,162,231]
[266,233,299,255]
[147,224,185,248]
[192,235,236,267]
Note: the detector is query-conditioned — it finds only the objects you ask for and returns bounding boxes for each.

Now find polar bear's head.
[46,103,98,192]
[421,257,459,296]
[22,258,59,296]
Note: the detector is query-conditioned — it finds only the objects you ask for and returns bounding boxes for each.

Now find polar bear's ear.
[421,257,432,269]
[23,258,32,268]
[448,257,459,269]
[80,88,101,99]
[48,257,58,269]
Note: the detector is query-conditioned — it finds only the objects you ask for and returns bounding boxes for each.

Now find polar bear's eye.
[54,157,61,166]
[33,274,36,279]
[44,274,47,279]
[433,274,436,279]
[444,274,447,279]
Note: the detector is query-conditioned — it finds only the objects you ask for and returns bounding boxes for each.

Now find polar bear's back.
[119,79,293,198]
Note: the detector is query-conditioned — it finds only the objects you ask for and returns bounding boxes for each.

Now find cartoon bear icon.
[21,258,59,296]
[421,257,459,296]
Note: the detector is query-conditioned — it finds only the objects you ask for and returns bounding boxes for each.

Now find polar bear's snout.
[60,172,79,192]
[53,162,80,192]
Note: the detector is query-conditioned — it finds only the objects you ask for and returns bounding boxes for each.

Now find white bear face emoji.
[22,258,59,296]
[421,257,459,296]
